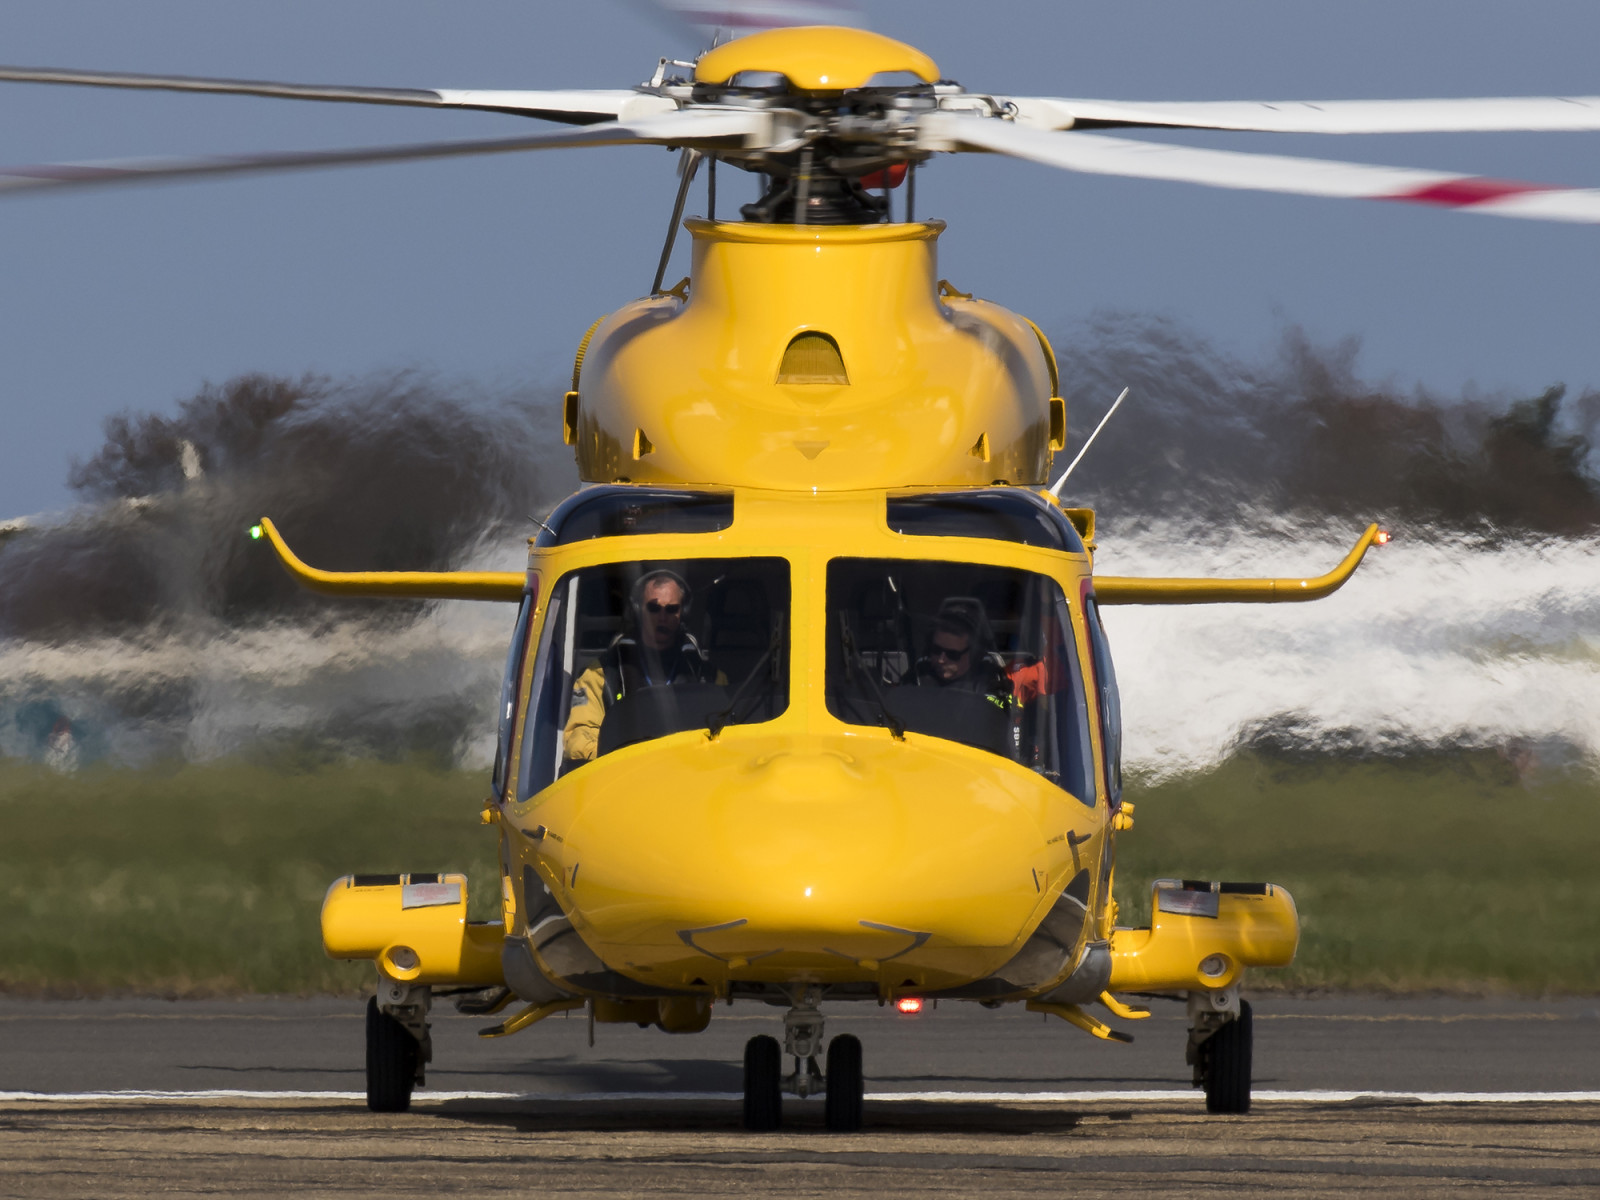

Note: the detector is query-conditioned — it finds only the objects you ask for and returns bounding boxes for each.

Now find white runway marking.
[5,1088,1600,1104]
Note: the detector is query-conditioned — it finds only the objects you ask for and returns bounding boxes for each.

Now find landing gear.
[781,990,827,1102]
[741,990,866,1132]
[1202,999,1254,1113]
[1188,988,1253,1114]
[743,1034,783,1130]
[366,996,416,1112]
[366,983,431,1113]
[824,1033,864,1132]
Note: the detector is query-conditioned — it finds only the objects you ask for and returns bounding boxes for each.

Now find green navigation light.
[248,525,263,540]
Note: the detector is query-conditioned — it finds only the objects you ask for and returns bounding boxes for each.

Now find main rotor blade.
[1008,95,1600,135]
[629,0,864,40]
[919,113,1600,225]
[0,65,655,124]
[0,110,765,197]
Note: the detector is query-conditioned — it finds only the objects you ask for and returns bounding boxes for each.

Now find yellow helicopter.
[7,21,1599,1129]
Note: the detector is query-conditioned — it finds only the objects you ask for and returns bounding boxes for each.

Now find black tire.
[742,1034,783,1131]
[366,995,418,1113]
[824,1033,864,1132]
[1203,998,1253,1115]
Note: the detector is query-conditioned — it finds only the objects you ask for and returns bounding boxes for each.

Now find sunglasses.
[928,642,970,661]
[645,601,682,615]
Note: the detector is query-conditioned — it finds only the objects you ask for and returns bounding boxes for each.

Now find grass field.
[1115,750,1600,993]
[0,760,500,995]
[0,751,1596,995]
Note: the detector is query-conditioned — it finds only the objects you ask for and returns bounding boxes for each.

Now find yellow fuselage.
[503,489,1108,998]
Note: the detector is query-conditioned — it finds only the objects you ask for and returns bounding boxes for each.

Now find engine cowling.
[569,219,1063,491]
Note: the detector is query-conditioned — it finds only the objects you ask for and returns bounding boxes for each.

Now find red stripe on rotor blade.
[1385,177,1551,208]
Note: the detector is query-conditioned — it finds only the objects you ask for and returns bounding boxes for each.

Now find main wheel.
[824,1033,864,1132]
[1202,998,1253,1114]
[743,1034,783,1131]
[366,995,418,1113]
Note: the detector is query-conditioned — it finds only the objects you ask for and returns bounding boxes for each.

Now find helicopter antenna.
[1048,386,1129,498]
[652,148,704,295]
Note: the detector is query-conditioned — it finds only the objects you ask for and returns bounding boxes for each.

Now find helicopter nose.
[547,735,1079,988]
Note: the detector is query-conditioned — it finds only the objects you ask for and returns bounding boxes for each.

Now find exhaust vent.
[777,331,848,385]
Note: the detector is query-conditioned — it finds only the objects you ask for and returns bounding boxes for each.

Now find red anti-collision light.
[895,997,923,1014]
[860,163,909,190]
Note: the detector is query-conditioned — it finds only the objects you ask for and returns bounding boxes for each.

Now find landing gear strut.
[1188,987,1253,1114]
[781,989,827,1102]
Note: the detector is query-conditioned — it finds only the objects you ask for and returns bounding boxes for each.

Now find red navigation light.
[1375,529,1392,545]
[895,997,923,1014]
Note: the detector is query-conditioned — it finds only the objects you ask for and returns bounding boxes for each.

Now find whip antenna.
[1048,386,1129,498]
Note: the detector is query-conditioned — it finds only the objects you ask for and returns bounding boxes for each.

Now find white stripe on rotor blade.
[1011,95,1600,135]
[921,115,1600,224]
[924,116,1449,196]
[6,1089,1600,1104]
[1475,187,1600,223]
[431,89,657,119]
[0,68,664,124]
[0,110,766,196]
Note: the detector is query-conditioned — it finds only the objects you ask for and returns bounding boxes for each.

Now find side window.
[1054,593,1098,807]
[1084,595,1123,805]
[491,593,534,797]
[518,577,575,800]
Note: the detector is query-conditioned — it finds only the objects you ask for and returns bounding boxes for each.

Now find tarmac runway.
[4,992,1600,1196]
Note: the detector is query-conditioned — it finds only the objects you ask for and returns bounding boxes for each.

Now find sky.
[1,0,1597,518]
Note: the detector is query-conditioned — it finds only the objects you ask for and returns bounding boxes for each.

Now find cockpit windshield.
[826,558,1097,805]
[518,557,790,798]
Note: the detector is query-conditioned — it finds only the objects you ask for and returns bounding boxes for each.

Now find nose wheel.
[742,1034,783,1130]
[824,1033,864,1131]
[742,1000,866,1132]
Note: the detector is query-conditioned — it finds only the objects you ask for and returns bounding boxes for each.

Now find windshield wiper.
[840,620,905,740]
[706,617,784,739]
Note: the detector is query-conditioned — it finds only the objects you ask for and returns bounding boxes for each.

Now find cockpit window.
[887,490,1086,554]
[826,558,1097,805]
[534,487,733,547]
[518,557,789,798]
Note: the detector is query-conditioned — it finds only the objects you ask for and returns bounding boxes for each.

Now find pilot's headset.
[628,569,693,627]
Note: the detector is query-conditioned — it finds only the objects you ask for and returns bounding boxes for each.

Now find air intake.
[777,331,848,385]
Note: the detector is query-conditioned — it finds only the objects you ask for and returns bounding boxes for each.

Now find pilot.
[913,598,1014,710]
[562,569,721,762]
